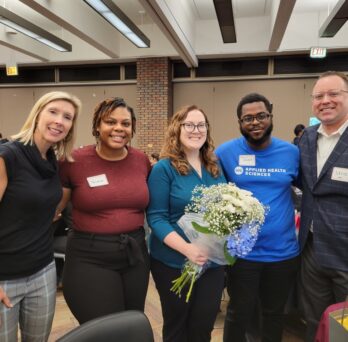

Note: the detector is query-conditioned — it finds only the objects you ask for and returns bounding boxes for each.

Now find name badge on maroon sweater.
[87,174,109,187]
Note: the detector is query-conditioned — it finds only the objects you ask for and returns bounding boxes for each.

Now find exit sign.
[310,47,327,58]
[6,66,18,76]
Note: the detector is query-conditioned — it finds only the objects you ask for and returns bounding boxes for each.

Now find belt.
[71,229,145,266]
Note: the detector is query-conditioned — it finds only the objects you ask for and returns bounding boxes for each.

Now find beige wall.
[173,77,317,146]
[0,84,137,147]
[0,77,319,150]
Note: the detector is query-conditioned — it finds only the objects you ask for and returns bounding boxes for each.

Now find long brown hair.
[160,105,220,177]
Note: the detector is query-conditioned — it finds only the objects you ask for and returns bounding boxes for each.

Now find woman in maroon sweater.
[58,97,151,324]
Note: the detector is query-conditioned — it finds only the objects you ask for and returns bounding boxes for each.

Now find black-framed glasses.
[239,112,272,124]
[181,122,208,133]
[311,89,348,102]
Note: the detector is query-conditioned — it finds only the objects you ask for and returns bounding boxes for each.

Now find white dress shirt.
[316,119,348,177]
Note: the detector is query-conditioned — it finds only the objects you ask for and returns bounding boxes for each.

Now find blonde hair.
[11,91,81,161]
[161,105,220,177]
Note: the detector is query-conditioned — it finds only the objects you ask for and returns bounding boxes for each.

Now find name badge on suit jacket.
[331,167,348,182]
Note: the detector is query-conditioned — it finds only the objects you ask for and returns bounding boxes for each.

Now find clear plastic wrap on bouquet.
[177,212,228,265]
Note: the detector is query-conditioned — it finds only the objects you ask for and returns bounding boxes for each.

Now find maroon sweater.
[59,145,151,234]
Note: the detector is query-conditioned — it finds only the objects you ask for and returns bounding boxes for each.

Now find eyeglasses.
[239,112,272,124]
[181,122,208,133]
[311,89,348,102]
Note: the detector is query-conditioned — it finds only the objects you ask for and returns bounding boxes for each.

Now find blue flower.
[226,224,258,257]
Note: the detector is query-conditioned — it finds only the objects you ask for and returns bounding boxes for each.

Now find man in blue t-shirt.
[216,93,300,342]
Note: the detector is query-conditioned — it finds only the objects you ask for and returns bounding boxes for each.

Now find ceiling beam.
[139,0,198,68]
[268,0,296,51]
[319,0,348,37]
[0,6,71,52]
[19,0,121,58]
[213,0,236,43]
[0,27,50,62]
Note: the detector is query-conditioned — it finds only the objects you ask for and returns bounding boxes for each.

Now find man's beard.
[240,123,273,147]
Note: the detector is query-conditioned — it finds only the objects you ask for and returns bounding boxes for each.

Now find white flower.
[239,189,253,197]
[185,182,266,236]
[221,194,235,201]
[223,204,236,213]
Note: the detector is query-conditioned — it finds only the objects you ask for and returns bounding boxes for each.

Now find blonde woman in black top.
[0,91,81,342]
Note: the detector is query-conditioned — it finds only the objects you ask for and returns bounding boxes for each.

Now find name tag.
[239,155,256,166]
[331,167,348,182]
[87,174,109,187]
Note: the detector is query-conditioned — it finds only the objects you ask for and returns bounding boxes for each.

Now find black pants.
[299,237,348,342]
[62,229,150,324]
[151,257,225,342]
[223,256,299,342]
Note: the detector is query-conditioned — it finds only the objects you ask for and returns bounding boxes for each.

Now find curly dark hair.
[92,97,136,138]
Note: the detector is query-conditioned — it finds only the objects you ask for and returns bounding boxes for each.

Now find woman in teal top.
[147,105,226,342]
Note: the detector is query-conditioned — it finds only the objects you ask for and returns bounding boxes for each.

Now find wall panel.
[0,88,35,139]
[0,84,137,148]
[0,78,318,151]
[174,78,315,147]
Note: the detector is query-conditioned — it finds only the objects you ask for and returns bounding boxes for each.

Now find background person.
[0,91,81,341]
[147,105,226,342]
[293,124,305,145]
[216,93,300,342]
[149,152,160,166]
[298,71,348,342]
[58,97,151,324]
[0,132,9,144]
[52,202,73,287]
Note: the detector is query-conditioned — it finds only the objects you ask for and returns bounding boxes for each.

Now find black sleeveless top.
[0,141,62,280]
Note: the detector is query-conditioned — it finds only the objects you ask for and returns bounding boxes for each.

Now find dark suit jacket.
[299,124,348,272]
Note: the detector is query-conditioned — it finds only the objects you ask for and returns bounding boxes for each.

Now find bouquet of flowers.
[171,182,266,302]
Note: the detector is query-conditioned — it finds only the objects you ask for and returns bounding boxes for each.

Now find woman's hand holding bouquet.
[171,182,267,302]
[183,243,208,266]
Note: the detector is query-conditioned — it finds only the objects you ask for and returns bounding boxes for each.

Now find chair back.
[57,310,154,342]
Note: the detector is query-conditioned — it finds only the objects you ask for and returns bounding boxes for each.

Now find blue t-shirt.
[146,158,226,268]
[216,137,299,262]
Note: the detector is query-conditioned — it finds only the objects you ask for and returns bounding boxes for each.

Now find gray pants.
[299,238,348,342]
[0,262,56,342]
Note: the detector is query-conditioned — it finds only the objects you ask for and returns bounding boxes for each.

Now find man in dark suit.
[298,71,348,341]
